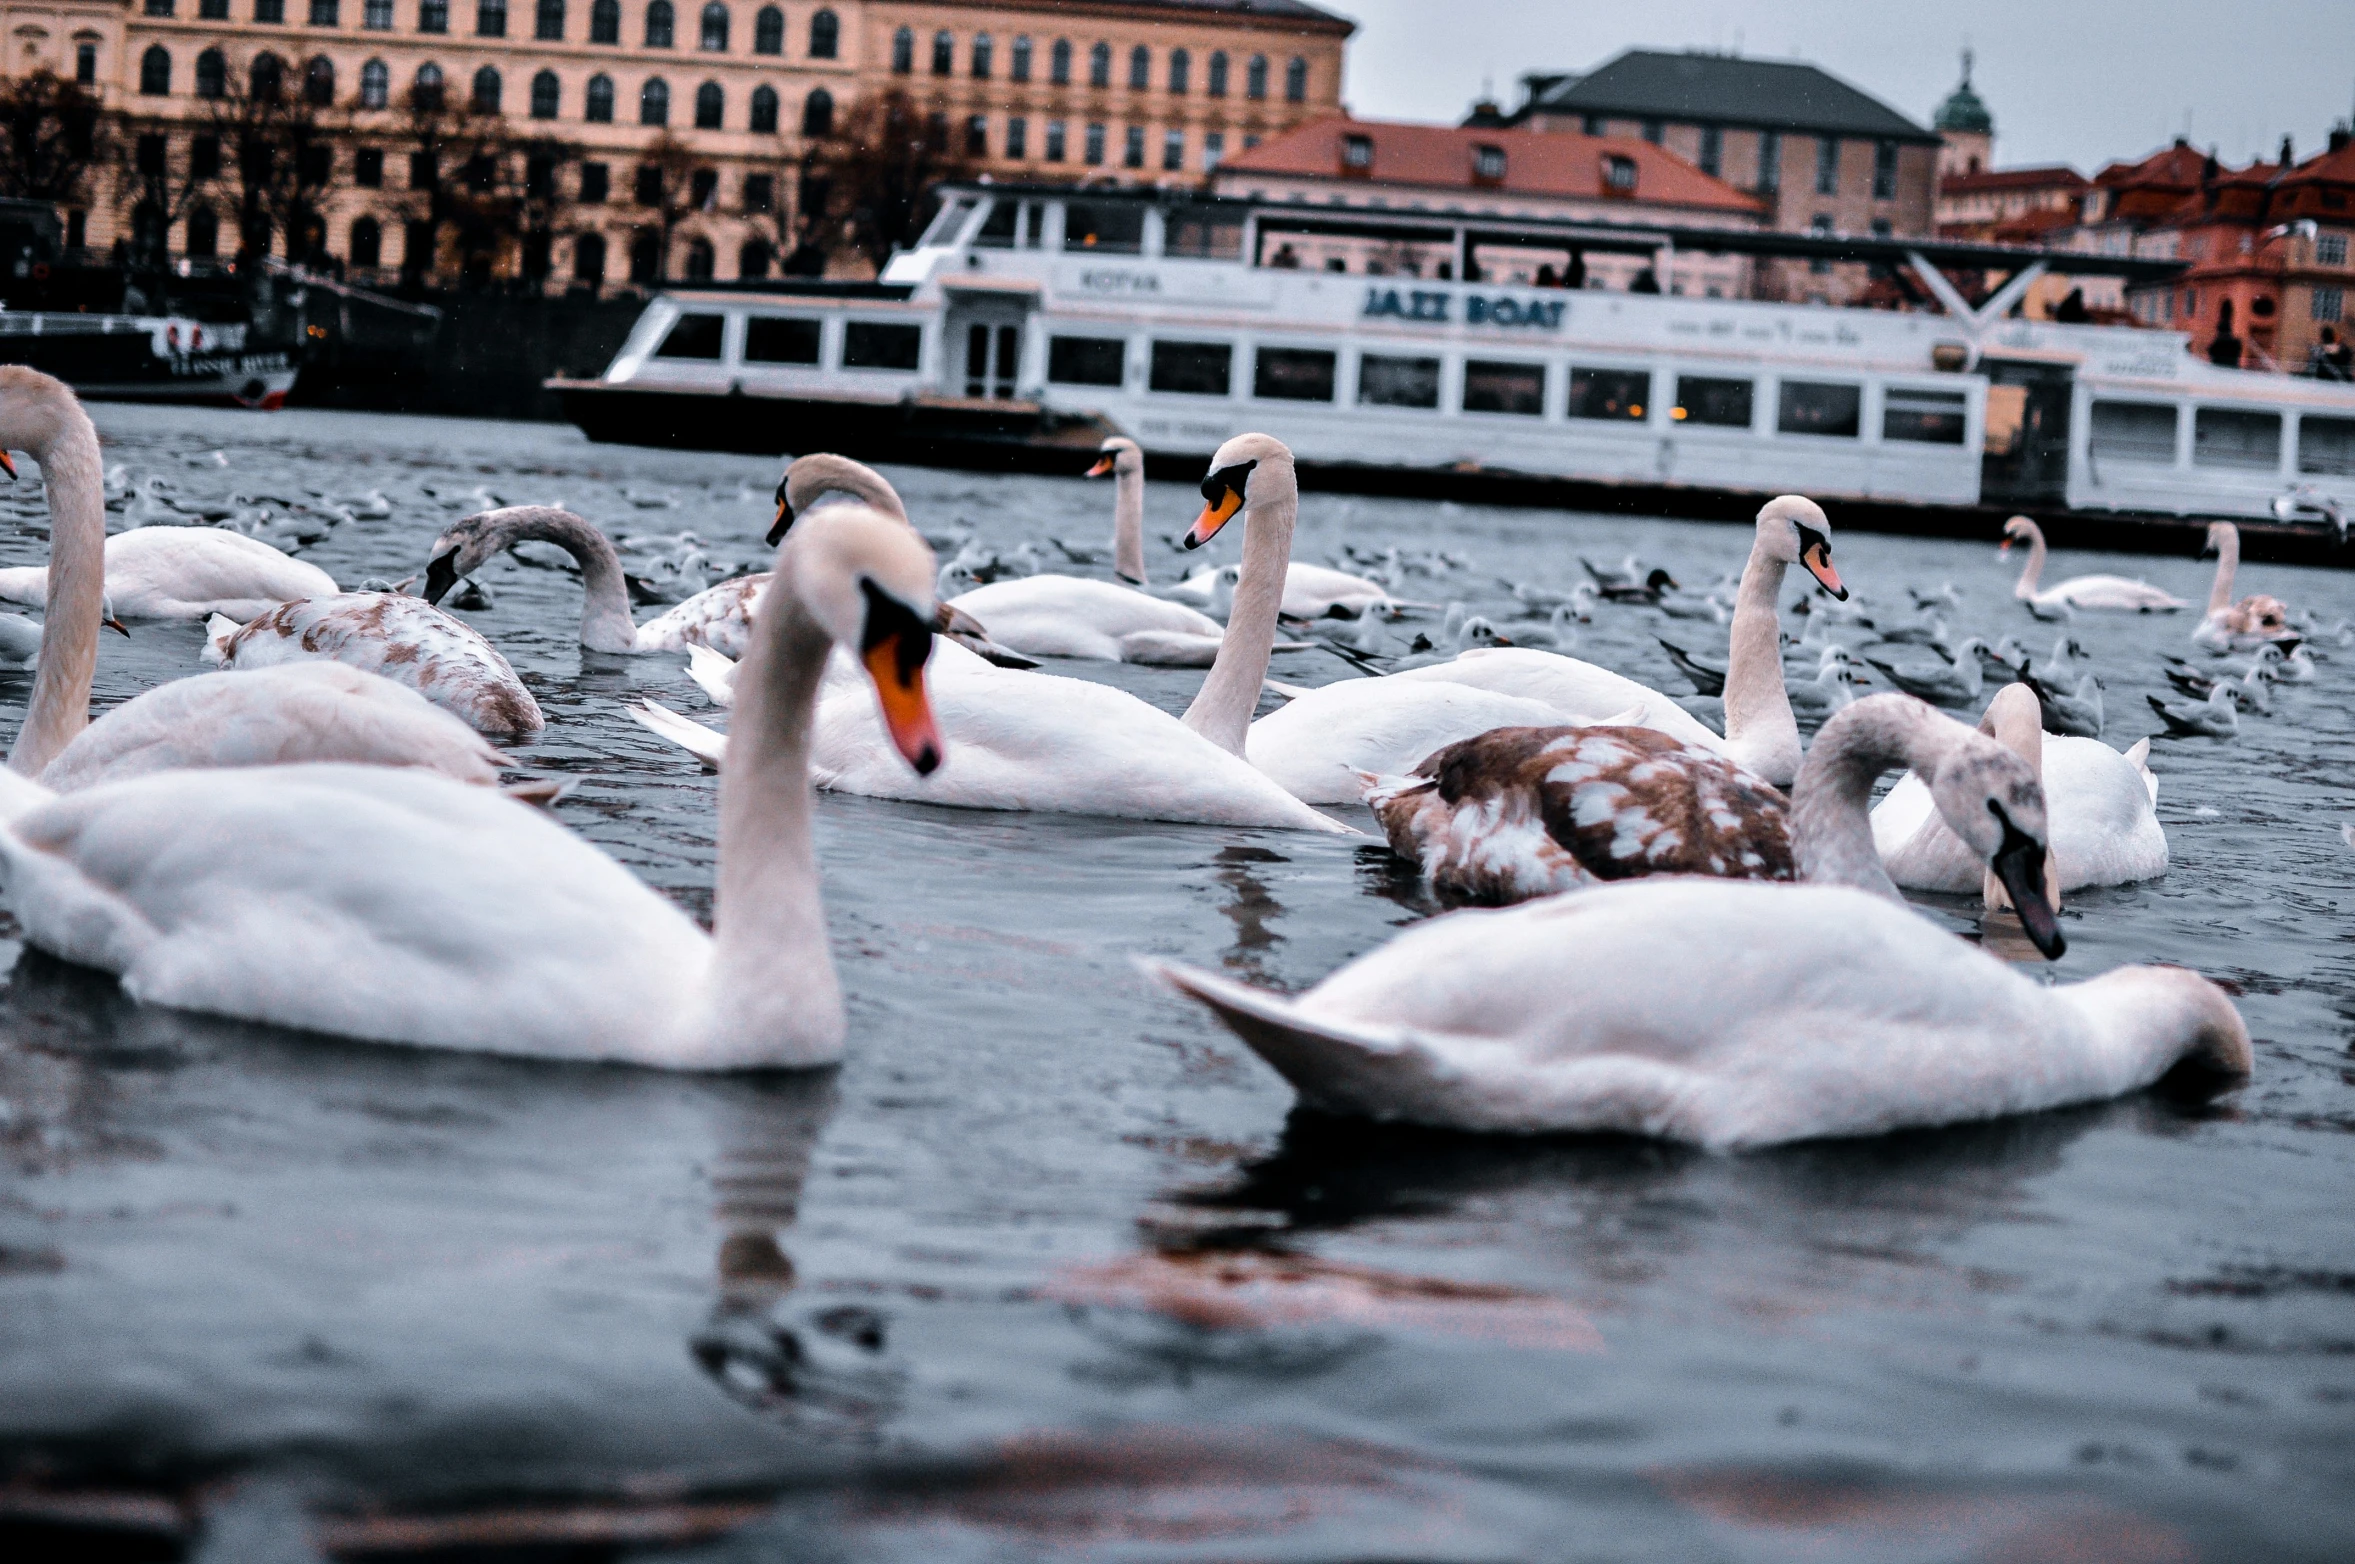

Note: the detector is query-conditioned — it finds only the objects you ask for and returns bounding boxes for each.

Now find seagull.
[1866,639,1989,706]
[1656,636,1726,696]
[2147,687,2239,738]
[2159,654,2273,714]
[2024,664,2104,737]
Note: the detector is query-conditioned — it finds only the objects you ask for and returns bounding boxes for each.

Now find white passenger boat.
[554,182,2355,552]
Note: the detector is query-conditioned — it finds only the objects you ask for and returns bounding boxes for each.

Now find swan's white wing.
[0,766,56,823]
[629,698,729,769]
[1385,649,1729,753]
[2043,736,2169,885]
[0,764,708,1061]
[949,576,1224,661]
[687,644,738,706]
[634,574,766,657]
[2049,574,2187,612]
[1245,679,1567,804]
[103,526,338,619]
[218,594,542,738]
[1872,772,1980,893]
[1280,563,1392,616]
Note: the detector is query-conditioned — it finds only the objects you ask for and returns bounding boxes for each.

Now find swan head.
[2068,965,2252,1095]
[769,452,905,548]
[1087,436,1143,478]
[1188,433,1295,548]
[0,365,86,474]
[1999,515,2043,557]
[1757,495,1845,599]
[780,502,943,776]
[1924,727,2064,959]
[423,505,576,604]
[2202,520,2236,558]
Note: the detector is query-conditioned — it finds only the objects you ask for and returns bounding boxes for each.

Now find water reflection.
[1208,846,1286,980]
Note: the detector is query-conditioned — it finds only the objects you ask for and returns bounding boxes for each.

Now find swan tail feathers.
[201,613,243,666]
[627,698,727,770]
[2122,736,2159,803]
[499,777,579,808]
[685,644,737,707]
[1263,678,1314,701]
[1117,630,1222,667]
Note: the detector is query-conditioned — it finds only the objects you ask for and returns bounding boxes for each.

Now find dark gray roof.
[1512,50,1938,143]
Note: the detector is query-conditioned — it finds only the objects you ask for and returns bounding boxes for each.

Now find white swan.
[0,520,337,622]
[206,595,544,739]
[1148,697,2253,1149]
[942,438,1232,666]
[2191,522,2296,652]
[2003,516,2186,614]
[1248,494,1847,801]
[1170,558,1398,622]
[0,501,948,1066]
[1874,682,2166,896]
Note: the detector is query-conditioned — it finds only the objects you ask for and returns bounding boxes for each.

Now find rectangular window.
[655,313,726,360]
[310,0,337,22]
[1123,126,1145,168]
[1883,387,1968,444]
[1048,336,1126,386]
[1777,381,1861,437]
[2087,400,2177,463]
[477,0,505,34]
[1062,201,1144,254]
[1567,367,1650,421]
[972,201,1018,248]
[200,0,228,12]
[2299,414,2355,475]
[2316,232,2347,267]
[1253,347,1336,402]
[1674,375,1752,427]
[1164,207,1243,259]
[744,317,821,364]
[1756,130,1780,193]
[742,173,772,212]
[843,322,923,371]
[1358,353,1440,409]
[1203,131,1225,172]
[1006,116,1027,159]
[1462,360,1545,416]
[1639,119,1662,144]
[1814,136,1840,195]
[256,0,285,18]
[1872,140,1898,200]
[578,161,608,202]
[408,151,436,189]
[1044,120,1066,162]
[364,0,390,22]
[1697,125,1721,177]
[2313,285,2344,323]
[2192,407,2282,470]
[354,147,384,186]
[1084,123,1105,166]
[1162,129,1184,172]
[1148,340,1233,396]
[417,0,444,28]
[965,115,987,157]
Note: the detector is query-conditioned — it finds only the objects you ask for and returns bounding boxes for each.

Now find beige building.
[2,0,1350,286]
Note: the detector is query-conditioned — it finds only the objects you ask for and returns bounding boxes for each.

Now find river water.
[0,404,2350,1562]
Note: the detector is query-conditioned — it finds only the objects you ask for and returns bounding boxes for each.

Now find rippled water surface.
[2,404,2352,1561]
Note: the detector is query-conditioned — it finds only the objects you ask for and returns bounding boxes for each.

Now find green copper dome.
[1934,52,1993,135]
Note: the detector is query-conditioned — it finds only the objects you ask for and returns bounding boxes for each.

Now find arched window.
[530,68,559,118]
[1168,48,1189,94]
[359,57,388,107]
[185,206,219,258]
[1245,53,1267,99]
[808,7,837,58]
[585,73,613,120]
[1127,44,1148,90]
[684,236,714,281]
[801,86,832,136]
[574,231,606,284]
[698,2,725,50]
[694,80,722,127]
[639,76,669,124]
[589,0,617,41]
[138,46,171,96]
[251,52,284,100]
[349,216,382,268]
[971,32,991,79]
[629,228,660,283]
[469,65,500,113]
[1010,35,1031,82]
[1285,56,1307,102]
[644,0,673,47]
[534,0,563,39]
[195,48,226,99]
[1207,50,1228,97]
[930,29,952,76]
[748,83,776,132]
[738,238,771,279]
[1088,41,1110,88]
[752,4,780,53]
[890,26,912,73]
[1050,38,1070,85]
[304,56,335,106]
[413,62,444,110]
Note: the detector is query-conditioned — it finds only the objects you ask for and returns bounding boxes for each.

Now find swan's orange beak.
[1999,538,2013,558]
[1801,541,1846,600]
[862,635,941,776]
[1188,485,1244,549]
[1086,454,1115,477]
[0,450,16,480]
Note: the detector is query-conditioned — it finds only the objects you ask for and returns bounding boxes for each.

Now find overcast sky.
[1327,0,2355,173]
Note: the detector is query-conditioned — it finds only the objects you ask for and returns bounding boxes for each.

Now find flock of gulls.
[0,362,2300,1151]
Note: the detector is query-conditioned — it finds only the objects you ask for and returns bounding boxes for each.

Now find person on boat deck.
[2311,326,2353,382]
[1630,267,1661,294]
[2209,299,2244,368]
[1268,243,1301,269]
[2054,287,2089,323]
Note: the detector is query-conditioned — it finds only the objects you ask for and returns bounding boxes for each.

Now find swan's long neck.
[1112,461,1146,585]
[798,458,909,525]
[1182,469,1295,756]
[2011,523,2047,598]
[1790,698,1953,900]
[1721,529,1798,786]
[492,507,639,653]
[2205,527,2239,616]
[10,398,105,777]
[703,572,841,1065]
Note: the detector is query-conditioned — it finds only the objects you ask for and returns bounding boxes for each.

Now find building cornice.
[868,0,1354,40]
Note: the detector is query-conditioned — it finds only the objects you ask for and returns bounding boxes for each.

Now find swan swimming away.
[0,519,338,622]
[2003,516,2186,614]
[1149,696,2251,1149]
[206,594,545,739]
[0,501,947,1067]
[2191,521,2297,652]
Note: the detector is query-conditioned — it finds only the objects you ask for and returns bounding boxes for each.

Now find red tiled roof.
[1216,116,1765,213]
[2094,142,2209,190]
[1938,164,2086,195]
[2275,140,2355,187]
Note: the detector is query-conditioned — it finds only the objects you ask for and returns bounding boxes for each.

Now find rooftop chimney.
[2333,122,2352,154]
[2281,133,2295,167]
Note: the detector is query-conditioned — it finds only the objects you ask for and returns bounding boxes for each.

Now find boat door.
[943,289,1032,400]
[1978,358,2074,508]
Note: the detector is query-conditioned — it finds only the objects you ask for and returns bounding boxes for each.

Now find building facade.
[1,0,1349,287]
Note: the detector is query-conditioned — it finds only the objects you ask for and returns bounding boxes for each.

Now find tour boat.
[553,182,2355,550]
[0,311,298,408]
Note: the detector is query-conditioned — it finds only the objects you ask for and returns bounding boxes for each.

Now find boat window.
[917,197,974,248]
[1164,206,1244,259]
[1463,361,1546,416]
[1149,341,1233,396]
[1063,201,1146,253]
[842,322,922,371]
[2088,400,2178,463]
[1359,354,1440,409]
[1673,376,1752,427]
[653,312,725,359]
[743,316,821,365]
[1883,387,1968,445]
[1776,381,1861,438]
[2192,407,2282,470]
[1047,335,1125,386]
[2299,414,2355,475]
[972,201,1019,249]
[1254,347,1336,402]
[1568,367,1649,421]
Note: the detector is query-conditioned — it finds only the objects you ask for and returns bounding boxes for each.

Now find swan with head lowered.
[0,502,947,1065]
[0,367,511,812]
[1149,694,2252,1150]
[2003,516,2186,614]
[2191,521,2296,652]
[1245,493,1847,802]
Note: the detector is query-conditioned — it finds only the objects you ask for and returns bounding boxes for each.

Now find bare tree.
[790,89,975,276]
[389,83,576,289]
[623,132,705,285]
[190,56,341,267]
[0,71,108,207]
